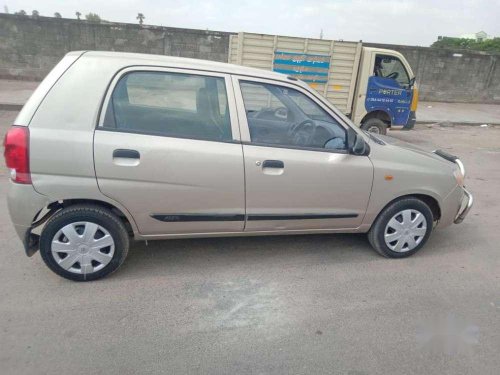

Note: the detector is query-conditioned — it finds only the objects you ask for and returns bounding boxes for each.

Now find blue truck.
[229,33,418,135]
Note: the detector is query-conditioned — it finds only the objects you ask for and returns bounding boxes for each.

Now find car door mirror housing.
[351,134,369,156]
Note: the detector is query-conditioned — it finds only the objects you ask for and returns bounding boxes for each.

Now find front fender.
[362,142,457,228]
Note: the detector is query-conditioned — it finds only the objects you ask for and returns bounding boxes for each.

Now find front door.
[233,77,373,232]
[94,68,245,235]
[366,54,413,126]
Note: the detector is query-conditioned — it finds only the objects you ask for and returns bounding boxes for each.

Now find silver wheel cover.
[51,221,115,275]
[384,209,427,252]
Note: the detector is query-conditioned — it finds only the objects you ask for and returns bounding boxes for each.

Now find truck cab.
[352,47,418,134]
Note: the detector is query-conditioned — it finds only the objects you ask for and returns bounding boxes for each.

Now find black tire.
[40,205,129,281]
[368,197,434,258]
[361,118,388,135]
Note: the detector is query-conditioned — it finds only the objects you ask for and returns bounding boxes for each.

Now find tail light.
[3,126,31,184]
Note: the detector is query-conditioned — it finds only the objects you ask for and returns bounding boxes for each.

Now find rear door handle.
[262,160,284,168]
[113,149,140,159]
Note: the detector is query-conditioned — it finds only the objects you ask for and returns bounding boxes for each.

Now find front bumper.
[454,188,473,224]
[432,150,473,225]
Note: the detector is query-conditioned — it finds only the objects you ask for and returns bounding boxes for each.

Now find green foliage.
[15,10,27,15]
[85,12,101,22]
[432,37,500,52]
[31,10,39,17]
[54,12,62,18]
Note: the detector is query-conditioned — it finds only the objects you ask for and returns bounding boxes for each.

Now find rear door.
[94,67,245,236]
[233,76,373,232]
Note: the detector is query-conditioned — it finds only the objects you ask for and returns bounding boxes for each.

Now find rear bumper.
[454,188,473,224]
[7,182,49,256]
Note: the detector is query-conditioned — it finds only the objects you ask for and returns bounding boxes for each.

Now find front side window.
[240,81,346,151]
[374,55,410,87]
[104,71,232,142]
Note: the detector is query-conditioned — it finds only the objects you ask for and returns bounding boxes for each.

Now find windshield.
[374,54,411,87]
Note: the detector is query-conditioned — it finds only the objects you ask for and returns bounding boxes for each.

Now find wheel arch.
[371,193,441,226]
[36,198,138,237]
[411,194,441,222]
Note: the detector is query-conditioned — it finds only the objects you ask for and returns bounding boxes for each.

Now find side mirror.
[351,134,368,155]
[409,77,416,87]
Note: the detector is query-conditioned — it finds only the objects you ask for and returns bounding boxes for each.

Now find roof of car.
[81,50,292,82]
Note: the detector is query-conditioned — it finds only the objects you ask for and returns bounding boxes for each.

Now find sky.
[3,0,500,46]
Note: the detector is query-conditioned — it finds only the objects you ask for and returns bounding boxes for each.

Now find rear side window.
[103,71,232,142]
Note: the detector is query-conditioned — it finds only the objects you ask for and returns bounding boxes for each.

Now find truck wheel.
[368,197,433,258]
[361,118,388,135]
[39,205,129,281]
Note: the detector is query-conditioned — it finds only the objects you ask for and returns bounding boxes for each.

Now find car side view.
[4,51,473,281]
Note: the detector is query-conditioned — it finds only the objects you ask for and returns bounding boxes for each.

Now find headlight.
[454,168,465,187]
[455,159,465,178]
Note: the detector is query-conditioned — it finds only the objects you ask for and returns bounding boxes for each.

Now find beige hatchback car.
[4,51,472,281]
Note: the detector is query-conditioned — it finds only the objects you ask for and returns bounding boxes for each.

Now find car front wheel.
[40,205,129,281]
[368,197,434,258]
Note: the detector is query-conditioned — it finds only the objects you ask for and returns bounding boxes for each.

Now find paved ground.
[0,110,499,375]
[0,80,39,110]
[418,101,500,125]
[1,79,500,124]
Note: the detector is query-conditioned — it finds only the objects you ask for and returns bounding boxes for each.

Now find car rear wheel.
[361,118,388,135]
[368,197,434,258]
[40,205,129,281]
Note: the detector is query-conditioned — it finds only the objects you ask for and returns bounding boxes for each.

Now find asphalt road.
[1,110,499,375]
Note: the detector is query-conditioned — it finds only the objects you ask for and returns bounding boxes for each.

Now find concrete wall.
[0,13,231,81]
[1,13,499,103]
[366,42,500,103]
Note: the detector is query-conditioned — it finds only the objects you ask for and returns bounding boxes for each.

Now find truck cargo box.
[229,32,362,115]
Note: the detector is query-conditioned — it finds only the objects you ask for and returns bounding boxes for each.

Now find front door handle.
[113,149,140,159]
[262,160,284,168]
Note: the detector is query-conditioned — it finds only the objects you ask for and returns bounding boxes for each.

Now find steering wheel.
[386,71,399,80]
[288,120,316,146]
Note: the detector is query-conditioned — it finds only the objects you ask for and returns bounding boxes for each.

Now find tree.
[15,10,27,15]
[75,11,81,20]
[4,5,9,13]
[137,13,145,25]
[54,12,62,18]
[476,38,500,52]
[431,36,500,53]
[85,12,101,22]
[31,10,39,17]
